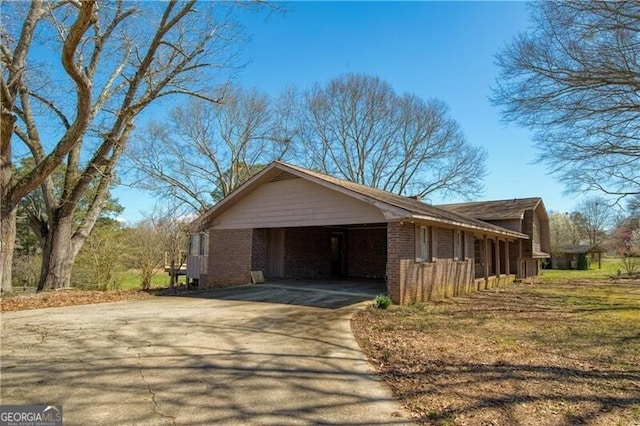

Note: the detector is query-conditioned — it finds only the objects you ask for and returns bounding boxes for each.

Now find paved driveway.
[0,283,409,425]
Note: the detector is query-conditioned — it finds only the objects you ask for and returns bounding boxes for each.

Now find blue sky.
[115,1,576,222]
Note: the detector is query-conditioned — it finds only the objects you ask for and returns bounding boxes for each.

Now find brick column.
[386,222,414,304]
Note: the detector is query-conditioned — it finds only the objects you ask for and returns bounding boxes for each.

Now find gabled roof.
[563,244,606,254]
[439,197,546,221]
[191,161,528,239]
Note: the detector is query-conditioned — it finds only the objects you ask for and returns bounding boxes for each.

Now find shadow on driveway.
[1,280,409,425]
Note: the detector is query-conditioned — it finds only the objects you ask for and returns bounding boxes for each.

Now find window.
[199,232,209,256]
[189,232,208,256]
[454,230,465,261]
[415,225,429,262]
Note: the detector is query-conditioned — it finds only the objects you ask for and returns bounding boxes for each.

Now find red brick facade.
[251,229,268,273]
[283,227,333,279]
[347,227,387,279]
[203,222,518,303]
[204,228,253,288]
[386,222,415,302]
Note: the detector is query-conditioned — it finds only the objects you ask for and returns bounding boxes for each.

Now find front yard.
[352,279,640,425]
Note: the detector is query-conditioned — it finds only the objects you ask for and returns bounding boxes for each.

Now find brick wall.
[509,240,520,276]
[387,223,525,303]
[204,228,252,288]
[386,222,415,303]
[251,229,267,272]
[437,228,454,258]
[348,227,387,278]
[283,227,333,279]
[522,210,534,258]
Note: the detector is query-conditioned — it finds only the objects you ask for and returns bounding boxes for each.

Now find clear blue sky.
[115,1,577,222]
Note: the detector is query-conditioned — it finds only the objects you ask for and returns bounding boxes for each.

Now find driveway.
[0,283,409,425]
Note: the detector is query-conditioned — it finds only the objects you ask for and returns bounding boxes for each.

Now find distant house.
[189,162,550,304]
[554,244,606,270]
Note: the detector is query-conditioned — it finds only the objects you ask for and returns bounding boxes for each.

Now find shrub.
[619,256,640,277]
[373,294,392,309]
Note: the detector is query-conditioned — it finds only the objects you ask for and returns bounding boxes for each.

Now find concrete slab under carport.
[260,279,387,296]
[1,284,408,425]
[179,279,387,309]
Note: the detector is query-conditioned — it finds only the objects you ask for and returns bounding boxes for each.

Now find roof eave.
[410,214,529,239]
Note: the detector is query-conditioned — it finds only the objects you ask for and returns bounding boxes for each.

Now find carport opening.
[252,223,387,286]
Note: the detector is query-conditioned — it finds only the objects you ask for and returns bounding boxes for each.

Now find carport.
[194,163,396,292]
[252,224,387,282]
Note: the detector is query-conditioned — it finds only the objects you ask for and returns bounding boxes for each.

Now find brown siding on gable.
[204,228,252,288]
[214,178,386,229]
[522,210,534,258]
[532,213,541,253]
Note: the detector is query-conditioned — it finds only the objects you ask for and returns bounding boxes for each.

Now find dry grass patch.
[352,280,640,425]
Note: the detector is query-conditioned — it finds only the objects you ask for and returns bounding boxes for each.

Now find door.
[266,228,284,278]
[331,233,344,276]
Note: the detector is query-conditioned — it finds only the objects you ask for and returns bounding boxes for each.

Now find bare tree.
[127,219,165,290]
[1,1,96,291]
[573,197,614,246]
[1,1,261,291]
[300,74,486,198]
[146,203,190,290]
[548,211,582,259]
[72,222,128,291]
[493,1,640,201]
[127,86,295,212]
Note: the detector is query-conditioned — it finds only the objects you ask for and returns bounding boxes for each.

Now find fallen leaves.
[1,290,151,312]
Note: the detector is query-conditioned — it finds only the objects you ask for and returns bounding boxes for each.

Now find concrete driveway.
[0,282,409,425]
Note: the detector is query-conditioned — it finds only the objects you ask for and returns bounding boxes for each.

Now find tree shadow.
[384,360,640,425]
[0,295,409,425]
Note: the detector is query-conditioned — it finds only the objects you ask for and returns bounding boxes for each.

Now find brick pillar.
[207,228,253,287]
[505,241,510,275]
[495,238,501,276]
[386,222,414,304]
[483,236,489,281]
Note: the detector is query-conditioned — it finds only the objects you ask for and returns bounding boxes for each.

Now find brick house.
[440,198,551,278]
[189,162,548,304]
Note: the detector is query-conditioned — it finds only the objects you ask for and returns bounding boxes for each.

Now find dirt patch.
[352,280,640,425]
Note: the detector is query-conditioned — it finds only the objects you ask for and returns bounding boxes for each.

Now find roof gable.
[440,198,544,221]
[563,244,606,254]
[192,161,529,239]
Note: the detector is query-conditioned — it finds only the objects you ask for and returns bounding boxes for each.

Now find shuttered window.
[415,225,430,262]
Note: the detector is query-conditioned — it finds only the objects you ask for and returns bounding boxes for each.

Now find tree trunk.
[0,205,17,292]
[38,213,76,291]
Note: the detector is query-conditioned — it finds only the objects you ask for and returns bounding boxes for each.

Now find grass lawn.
[352,279,640,425]
[119,269,172,290]
[540,257,634,283]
